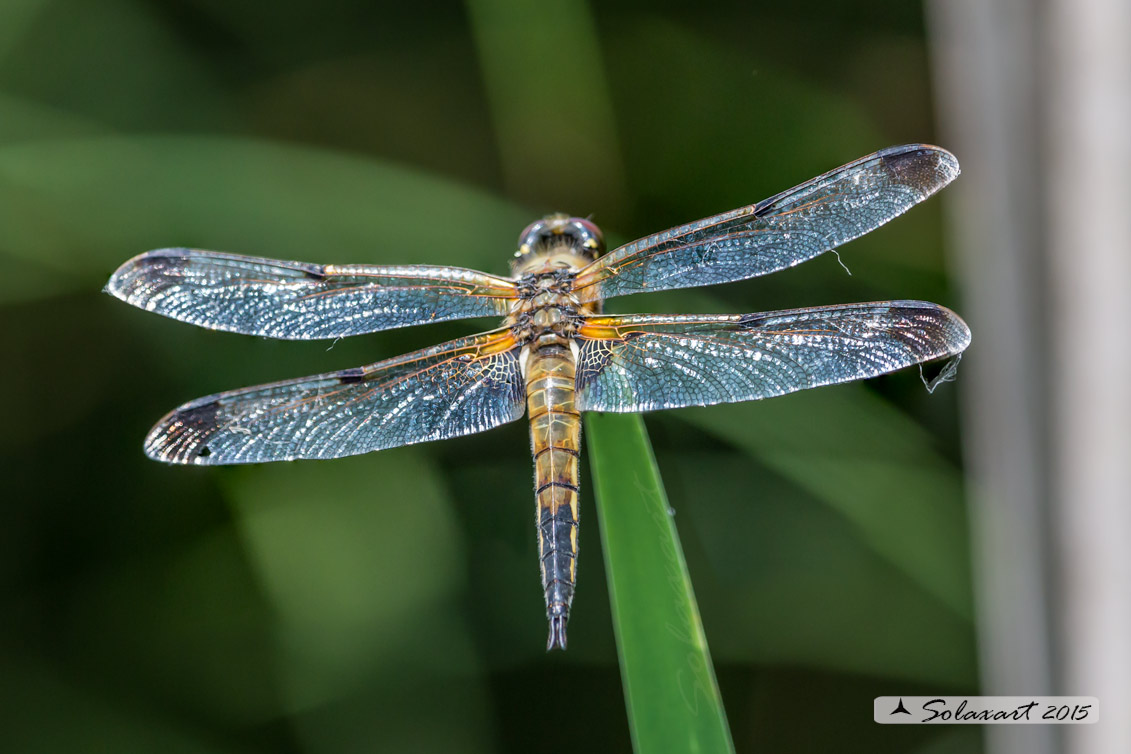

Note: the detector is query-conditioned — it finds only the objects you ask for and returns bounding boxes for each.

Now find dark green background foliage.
[1,1,976,752]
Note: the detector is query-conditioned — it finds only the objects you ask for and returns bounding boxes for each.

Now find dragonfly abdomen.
[526,345,581,650]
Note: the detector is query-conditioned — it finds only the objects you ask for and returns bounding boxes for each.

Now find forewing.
[106,249,517,339]
[145,328,525,464]
[573,145,959,302]
[575,303,970,412]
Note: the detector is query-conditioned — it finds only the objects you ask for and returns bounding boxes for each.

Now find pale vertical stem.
[1045,1,1131,753]
[931,0,1131,751]
[926,2,1057,754]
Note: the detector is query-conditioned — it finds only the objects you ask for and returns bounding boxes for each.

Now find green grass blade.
[586,413,735,754]
[465,0,626,212]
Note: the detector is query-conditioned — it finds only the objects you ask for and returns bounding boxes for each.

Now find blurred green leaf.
[605,18,879,224]
[224,450,496,753]
[60,525,284,725]
[0,91,107,144]
[0,0,46,62]
[466,0,626,213]
[676,386,972,621]
[588,413,734,754]
[666,451,976,687]
[0,649,237,754]
[0,135,530,301]
[223,450,481,711]
[0,0,230,132]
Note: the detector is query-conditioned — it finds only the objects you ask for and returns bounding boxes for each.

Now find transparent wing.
[145,328,525,464]
[106,249,518,339]
[572,145,959,302]
[574,302,970,412]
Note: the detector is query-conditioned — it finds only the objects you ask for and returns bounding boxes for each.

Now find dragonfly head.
[513,214,605,270]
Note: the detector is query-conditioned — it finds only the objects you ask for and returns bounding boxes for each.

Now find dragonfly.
[106,144,971,651]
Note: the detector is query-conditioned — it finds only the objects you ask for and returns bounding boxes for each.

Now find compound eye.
[516,219,547,254]
[570,217,605,254]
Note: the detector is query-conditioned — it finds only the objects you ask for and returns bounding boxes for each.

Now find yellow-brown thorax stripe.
[526,345,581,648]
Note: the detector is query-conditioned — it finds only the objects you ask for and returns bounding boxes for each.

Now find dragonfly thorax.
[508,268,599,349]
[507,294,581,348]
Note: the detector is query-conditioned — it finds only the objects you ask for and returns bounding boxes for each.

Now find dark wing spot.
[879,145,957,190]
[302,264,327,281]
[735,313,771,330]
[338,368,366,384]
